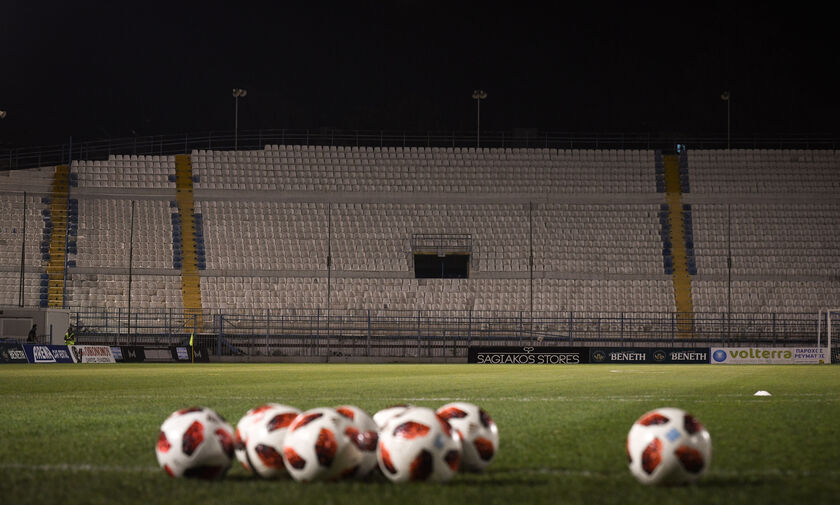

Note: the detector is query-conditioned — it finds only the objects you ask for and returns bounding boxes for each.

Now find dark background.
[1,1,837,148]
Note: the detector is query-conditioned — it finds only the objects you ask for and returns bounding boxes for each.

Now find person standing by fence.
[27,324,37,343]
[64,326,75,346]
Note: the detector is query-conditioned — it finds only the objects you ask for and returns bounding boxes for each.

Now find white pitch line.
[609,369,666,374]
[0,463,158,474]
[395,395,840,403]
[3,462,838,480]
[1,393,838,404]
[518,467,840,478]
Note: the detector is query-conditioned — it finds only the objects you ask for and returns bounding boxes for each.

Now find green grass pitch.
[1,363,839,505]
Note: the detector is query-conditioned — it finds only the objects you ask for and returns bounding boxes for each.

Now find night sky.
[2,1,838,148]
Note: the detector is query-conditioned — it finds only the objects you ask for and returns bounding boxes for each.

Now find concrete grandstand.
[1,141,838,355]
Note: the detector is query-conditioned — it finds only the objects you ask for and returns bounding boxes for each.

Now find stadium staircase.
[43,165,73,308]
[661,153,695,337]
[174,154,203,326]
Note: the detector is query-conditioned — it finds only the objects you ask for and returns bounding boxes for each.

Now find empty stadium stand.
[2,144,838,344]
[192,146,655,193]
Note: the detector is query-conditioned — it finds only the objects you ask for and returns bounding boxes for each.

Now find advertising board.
[69,345,117,364]
[589,347,710,364]
[710,347,828,365]
[22,344,75,364]
[171,346,210,362]
[468,346,588,364]
[113,346,146,363]
[143,347,175,362]
[0,342,29,363]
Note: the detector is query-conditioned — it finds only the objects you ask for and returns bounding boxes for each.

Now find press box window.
[411,234,471,279]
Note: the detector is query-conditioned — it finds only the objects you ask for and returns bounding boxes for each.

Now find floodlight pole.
[232,88,247,151]
[472,90,487,148]
[327,203,332,314]
[19,191,26,307]
[127,200,135,342]
[529,201,534,319]
[727,203,732,341]
[63,137,72,310]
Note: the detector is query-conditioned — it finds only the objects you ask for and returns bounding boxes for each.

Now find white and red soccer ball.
[335,405,380,478]
[626,407,712,485]
[243,404,302,478]
[377,406,463,483]
[234,403,297,473]
[155,402,501,484]
[281,407,366,481]
[155,406,235,479]
[436,402,498,472]
[372,404,411,430]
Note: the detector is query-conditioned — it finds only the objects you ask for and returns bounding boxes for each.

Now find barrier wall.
[22,344,75,363]
[468,346,833,364]
[468,346,589,364]
[710,347,828,364]
[69,345,116,363]
[3,344,211,364]
[0,342,28,363]
[4,342,834,364]
[589,347,709,364]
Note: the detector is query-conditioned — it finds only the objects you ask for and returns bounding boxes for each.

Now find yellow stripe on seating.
[174,154,202,326]
[47,165,70,308]
[663,155,694,337]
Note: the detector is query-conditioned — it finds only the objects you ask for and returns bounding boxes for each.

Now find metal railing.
[4,129,839,171]
[70,308,819,360]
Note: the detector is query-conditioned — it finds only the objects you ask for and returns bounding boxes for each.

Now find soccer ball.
[244,404,302,478]
[281,407,365,481]
[372,404,412,430]
[234,403,298,473]
[377,406,462,483]
[155,406,234,479]
[336,405,380,478]
[626,407,712,485]
[436,402,499,471]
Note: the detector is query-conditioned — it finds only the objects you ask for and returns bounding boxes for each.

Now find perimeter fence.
[70,308,818,360]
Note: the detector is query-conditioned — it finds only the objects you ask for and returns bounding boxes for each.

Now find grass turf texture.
[1,364,838,505]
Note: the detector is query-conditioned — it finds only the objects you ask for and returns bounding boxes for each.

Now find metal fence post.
[315,308,320,358]
[366,309,371,357]
[416,311,421,359]
[671,312,676,344]
[568,311,573,344]
[721,312,726,346]
[217,314,223,357]
[620,312,624,346]
[467,310,472,348]
[442,330,447,358]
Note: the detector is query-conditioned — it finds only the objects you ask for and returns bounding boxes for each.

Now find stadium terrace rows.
[1,146,838,319]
